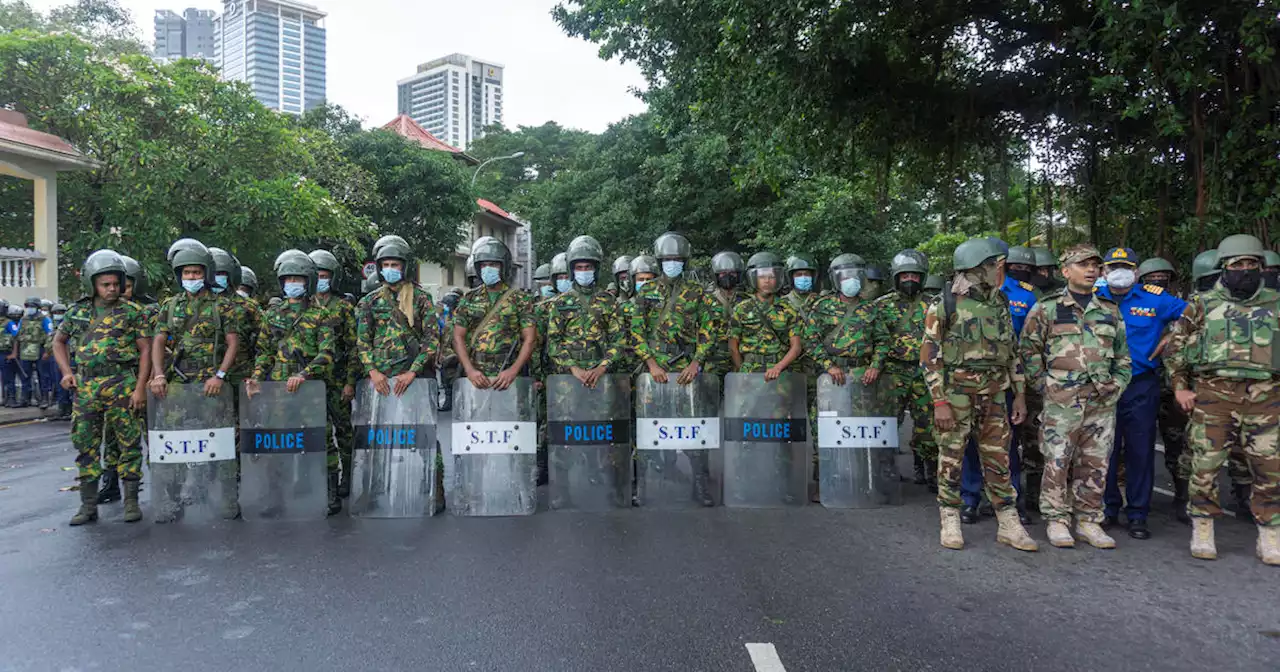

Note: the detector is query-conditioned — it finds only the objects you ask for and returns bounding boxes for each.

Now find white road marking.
[746,643,787,672]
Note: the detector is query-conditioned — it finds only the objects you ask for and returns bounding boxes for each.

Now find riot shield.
[450,377,537,516]
[350,378,440,518]
[816,374,902,508]
[239,381,328,521]
[147,384,238,523]
[633,373,723,509]
[722,372,809,507]
[547,374,632,511]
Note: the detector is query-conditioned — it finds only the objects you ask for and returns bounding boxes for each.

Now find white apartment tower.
[397,54,504,150]
[153,8,217,62]
[213,0,327,115]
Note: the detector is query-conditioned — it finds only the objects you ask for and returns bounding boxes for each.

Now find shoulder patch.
[1018,280,1036,292]
[1143,284,1164,295]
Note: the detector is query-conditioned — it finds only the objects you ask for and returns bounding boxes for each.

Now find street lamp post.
[472,152,526,188]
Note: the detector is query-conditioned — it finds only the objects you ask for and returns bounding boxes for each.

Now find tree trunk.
[1043,168,1053,250]
[1191,95,1207,248]
[875,140,892,232]
[1086,139,1099,245]
[1156,177,1169,257]
[998,142,1009,237]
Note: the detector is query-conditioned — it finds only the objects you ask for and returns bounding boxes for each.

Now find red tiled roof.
[0,110,90,163]
[382,114,463,153]
[477,198,513,220]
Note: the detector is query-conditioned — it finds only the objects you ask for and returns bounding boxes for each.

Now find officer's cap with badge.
[1104,247,1137,268]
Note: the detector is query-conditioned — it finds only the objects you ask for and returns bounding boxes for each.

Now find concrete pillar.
[32,172,58,301]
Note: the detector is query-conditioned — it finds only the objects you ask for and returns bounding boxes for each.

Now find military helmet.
[533,263,552,283]
[375,237,413,264]
[268,296,283,308]
[653,232,691,260]
[472,237,511,279]
[550,252,569,277]
[567,235,604,267]
[1265,250,1280,269]
[630,254,659,277]
[890,250,928,278]
[118,254,148,299]
[372,234,409,259]
[166,237,204,263]
[360,275,380,295]
[39,298,52,311]
[308,250,341,283]
[1006,246,1037,267]
[827,253,867,289]
[711,251,745,276]
[785,254,818,276]
[1216,234,1266,265]
[169,239,214,286]
[23,296,39,307]
[274,249,318,296]
[471,236,498,254]
[986,236,1011,257]
[52,302,66,313]
[7,304,21,317]
[924,274,945,292]
[207,247,242,291]
[1192,250,1220,281]
[240,266,258,292]
[80,249,127,297]
[612,255,633,278]
[862,264,886,282]
[464,255,477,281]
[1136,257,1176,281]
[1033,247,1057,268]
[953,237,1006,271]
[745,251,784,291]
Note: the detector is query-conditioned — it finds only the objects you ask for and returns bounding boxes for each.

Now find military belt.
[473,352,507,368]
[1204,368,1275,382]
[658,342,690,355]
[743,353,779,365]
[830,356,871,369]
[79,362,136,379]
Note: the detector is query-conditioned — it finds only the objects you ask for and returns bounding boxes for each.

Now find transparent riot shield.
[547,374,632,511]
[450,377,537,516]
[634,373,722,509]
[816,374,902,508]
[147,384,238,523]
[239,381,328,521]
[350,378,440,518]
[722,372,809,507]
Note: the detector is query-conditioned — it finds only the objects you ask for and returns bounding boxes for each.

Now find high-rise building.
[396,54,504,150]
[213,0,326,115]
[153,8,217,62]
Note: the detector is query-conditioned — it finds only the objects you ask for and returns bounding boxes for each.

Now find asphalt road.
[2,419,1278,672]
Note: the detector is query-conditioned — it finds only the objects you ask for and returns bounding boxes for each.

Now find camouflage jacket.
[16,316,45,360]
[921,286,1024,399]
[313,293,358,387]
[783,291,822,321]
[224,293,258,384]
[872,290,929,365]
[530,296,556,379]
[356,284,437,377]
[730,295,801,370]
[1166,285,1280,391]
[0,318,16,353]
[154,292,243,381]
[704,285,748,374]
[544,287,623,373]
[628,277,720,370]
[803,295,889,373]
[58,298,148,378]
[253,299,336,381]
[1020,289,1130,397]
[453,283,535,374]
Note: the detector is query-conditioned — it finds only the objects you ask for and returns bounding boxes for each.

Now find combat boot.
[1046,520,1075,548]
[939,508,964,550]
[97,471,121,504]
[37,390,48,409]
[1232,483,1254,523]
[56,401,72,421]
[1172,477,1191,524]
[122,480,142,523]
[1075,521,1116,549]
[912,456,926,485]
[327,472,342,516]
[69,480,98,526]
[692,472,715,507]
[1190,517,1216,560]
[1257,526,1280,566]
[995,508,1039,552]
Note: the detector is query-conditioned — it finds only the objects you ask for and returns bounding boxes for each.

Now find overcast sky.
[28,0,649,132]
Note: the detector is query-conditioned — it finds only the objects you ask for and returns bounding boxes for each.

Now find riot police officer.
[0,303,18,407]
[452,237,536,389]
[310,249,359,497]
[14,296,45,407]
[1191,249,1220,293]
[862,264,887,301]
[551,252,571,296]
[1138,257,1192,523]
[609,254,634,302]
[1033,247,1061,292]
[730,252,803,375]
[238,266,259,300]
[784,254,822,318]
[533,263,555,301]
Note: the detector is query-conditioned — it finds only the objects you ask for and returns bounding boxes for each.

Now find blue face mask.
[793,276,814,292]
[661,260,684,278]
[317,278,332,294]
[840,277,862,298]
[540,285,556,299]
[213,276,228,293]
[182,279,204,295]
[574,270,596,287]
[283,281,307,299]
[555,278,572,294]
[481,266,502,287]
[381,267,403,284]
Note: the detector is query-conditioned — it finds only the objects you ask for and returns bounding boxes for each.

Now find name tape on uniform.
[547,420,633,446]
[723,418,808,443]
[354,424,432,451]
[817,416,898,449]
[452,421,536,455]
[636,417,721,451]
[148,427,236,463]
[241,427,329,454]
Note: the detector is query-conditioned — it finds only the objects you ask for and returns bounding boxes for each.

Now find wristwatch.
[215,370,227,380]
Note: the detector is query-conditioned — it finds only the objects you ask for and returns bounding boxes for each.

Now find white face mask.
[661,261,684,278]
[573,270,595,287]
[1105,268,1136,290]
[840,277,862,298]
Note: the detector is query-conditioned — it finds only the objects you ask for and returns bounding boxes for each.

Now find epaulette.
[1143,284,1164,295]
[1018,280,1036,292]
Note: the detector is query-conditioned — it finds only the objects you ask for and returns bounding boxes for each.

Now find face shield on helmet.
[831,266,866,298]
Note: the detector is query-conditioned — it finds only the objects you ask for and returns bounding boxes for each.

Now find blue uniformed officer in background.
[1096,248,1186,538]
[959,244,1038,524]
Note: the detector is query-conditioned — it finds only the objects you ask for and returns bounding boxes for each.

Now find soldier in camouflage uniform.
[861,264,887,301]
[730,252,803,375]
[923,274,944,300]
[704,251,747,378]
[54,250,152,525]
[629,232,721,505]
[921,238,1037,552]
[247,250,339,515]
[452,238,536,390]
[1,303,18,407]
[238,265,259,301]
[48,303,70,419]
[1137,257,1191,523]
[873,250,937,491]
[310,250,359,497]
[1166,234,1280,564]
[356,237,437,393]
[1264,250,1280,290]
[534,263,555,302]
[1033,247,1062,293]
[1021,244,1131,550]
[149,239,243,522]
[37,298,56,410]
[14,296,45,407]
[550,252,571,296]
[544,236,624,507]
[96,254,154,502]
[607,255,634,302]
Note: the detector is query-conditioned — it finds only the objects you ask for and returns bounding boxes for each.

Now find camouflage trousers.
[935,390,1015,511]
[1186,378,1280,525]
[72,373,143,482]
[884,361,935,461]
[1020,390,1044,479]
[1160,384,1252,486]
[1039,385,1117,524]
[326,384,351,475]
